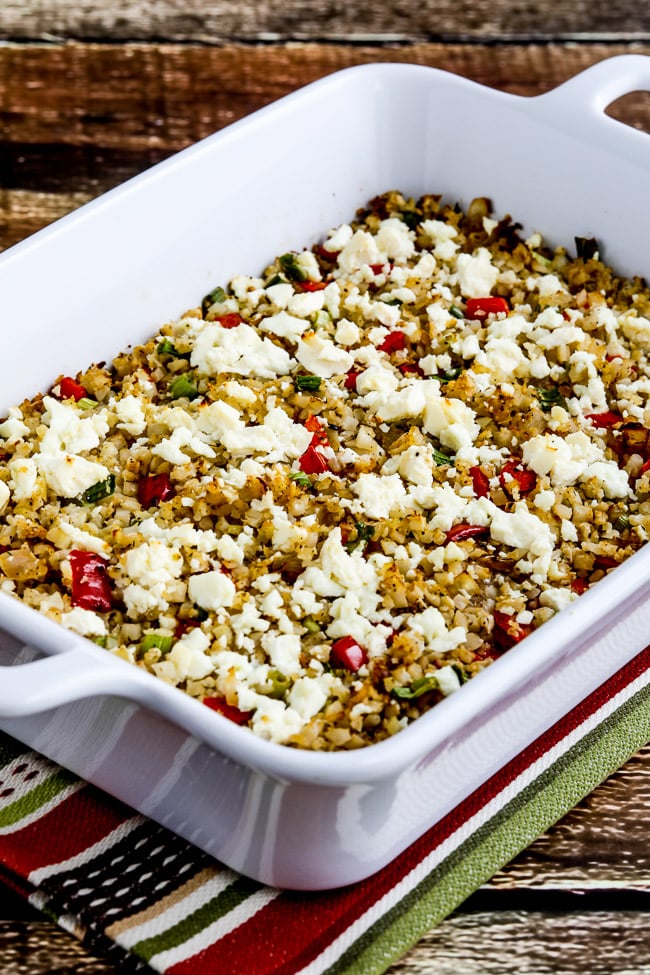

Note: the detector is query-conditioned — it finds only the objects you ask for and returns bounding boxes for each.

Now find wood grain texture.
[390,911,650,974]
[0,40,649,252]
[1,30,650,975]
[0,0,649,42]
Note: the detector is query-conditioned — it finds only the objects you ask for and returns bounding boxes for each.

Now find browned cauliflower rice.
[1,191,650,749]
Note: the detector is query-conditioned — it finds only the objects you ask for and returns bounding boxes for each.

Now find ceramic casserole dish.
[0,55,650,890]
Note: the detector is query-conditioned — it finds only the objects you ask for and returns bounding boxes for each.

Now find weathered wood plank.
[0,922,114,974]
[2,909,650,975]
[0,42,648,151]
[0,0,648,42]
[0,41,648,252]
[390,910,650,974]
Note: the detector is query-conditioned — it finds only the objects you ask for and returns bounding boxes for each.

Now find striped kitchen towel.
[2,643,650,975]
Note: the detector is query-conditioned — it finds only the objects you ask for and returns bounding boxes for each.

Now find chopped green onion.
[452,664,469,685]
[345,522,375,553]
[449,304,464,319]
[393,675,439,699]
[141,633,174,653]
[399,209,420,230]
[201,286,226,316]
[278,253,308,282]
[614,514,631,533]
[303,616,321,633]
[432,447,455,466]
[265,273,286,288]
[531,250,553,270]
[312,309,330,329]
[264,669,291,699]
[433,367,462,384]
[76,396,98,410]
[537,386,568,412]
[81,473,115,505]
[295,375,322,392]
[91,635,108,648]
[157,338,189,359]
[290,471,313,488]
[575,236,599,260]
[169,374,199,400]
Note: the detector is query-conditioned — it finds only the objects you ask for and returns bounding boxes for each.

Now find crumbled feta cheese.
[60,607,107,638]
[408,607,466,654]
[188,570,236,611]
[296,333,354,378]
[114,394,147,436]
[423,395,479,452]
[37,453,110,499]
[8,457,38,500]
[191,322,293,379]
[0,407,29,444]
[351,472,411,520]
[456,248,499,298]
[259,309,311,341]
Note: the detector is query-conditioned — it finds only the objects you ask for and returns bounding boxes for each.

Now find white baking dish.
[1,55,650,890]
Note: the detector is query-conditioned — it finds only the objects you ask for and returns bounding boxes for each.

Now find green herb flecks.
[294,375,322,393]
[265,273,287,288]
[81,473,115,506]
[278,253,308,283]
[433,367,463,384]
[169,373,199,400]
[157,338,190,360]
[537,386,568,413]
[345,522,375,553]
[290,471,313,488]
[76,397,98,410]
[393,675,439,699]
[433,447,455,467]
[201,286,226,316]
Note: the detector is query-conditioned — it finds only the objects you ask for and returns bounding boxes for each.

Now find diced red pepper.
[445,523,489,544]
[369,263,388,275]
[344,369,361,391]
[398,362,424,377]
[571,578,589,594]
[214,312,244,329]
[593,555,619,570]
[499,459,536,495]
[330,636,368,672]
[313,244,340,261]
[299,445,330,475]
[203,697,253,725]
[296,280,327,292]
[56,376,88,401]
[378,331,406,354]
[492,611,533,652]
[605,353,623,363]
[469,465,490,498]
[465,296,510,321]
[305,414,328,447]
[137,472,174,508]
[585,411,623,428]
[69,550,112,612]
[639,458,650,477]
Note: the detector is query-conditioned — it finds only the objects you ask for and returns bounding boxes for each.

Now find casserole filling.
[1,191,650,749]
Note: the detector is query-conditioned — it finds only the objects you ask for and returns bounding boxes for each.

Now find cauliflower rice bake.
[1,190,649,750]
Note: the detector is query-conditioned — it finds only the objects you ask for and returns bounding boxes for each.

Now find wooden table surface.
[2,3,650,972]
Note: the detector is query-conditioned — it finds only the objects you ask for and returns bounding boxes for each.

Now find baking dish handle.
[0,646,151,718]
[536,53,650,116]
